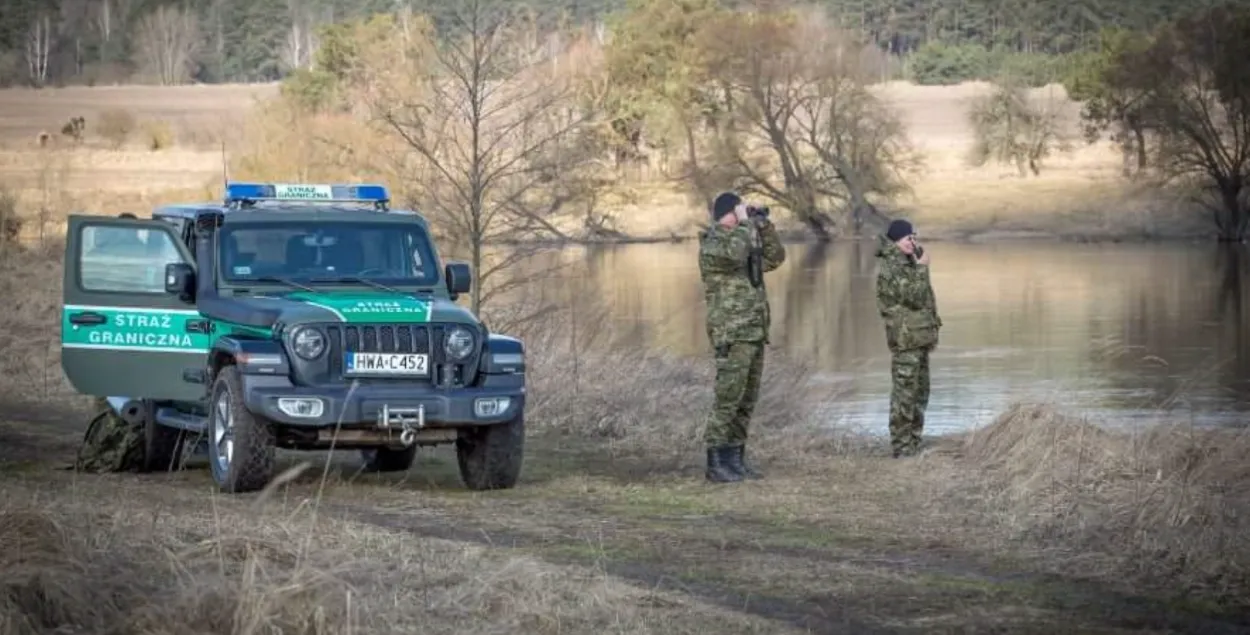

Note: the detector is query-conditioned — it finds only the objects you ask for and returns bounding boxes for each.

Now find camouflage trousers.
[74,396,144,473]
[889,349,931,456]
[704,340,766,448]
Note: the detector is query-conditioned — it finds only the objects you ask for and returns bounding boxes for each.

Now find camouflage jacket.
[698,217,786,347]
[875,233,942,353]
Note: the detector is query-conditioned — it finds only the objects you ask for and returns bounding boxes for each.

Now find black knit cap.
[886,219,914,241]
[711,191,742,221]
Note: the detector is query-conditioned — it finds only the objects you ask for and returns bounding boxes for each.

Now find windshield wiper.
[309,276,430,297]
[251,276,316,292]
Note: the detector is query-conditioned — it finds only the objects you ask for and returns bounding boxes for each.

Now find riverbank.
[0,79,1221,247]
[2,239,1248,632]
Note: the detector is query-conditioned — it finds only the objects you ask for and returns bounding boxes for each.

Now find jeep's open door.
[61,214,206,402]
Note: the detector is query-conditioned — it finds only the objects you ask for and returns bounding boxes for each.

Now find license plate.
[345,352,429,376]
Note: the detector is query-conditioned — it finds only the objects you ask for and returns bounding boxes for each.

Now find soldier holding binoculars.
[697,191,786,483]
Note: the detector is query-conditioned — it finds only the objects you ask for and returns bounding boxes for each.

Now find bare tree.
[282,0,319,71]
[201,0,227,78]
[697,7,918,239]
[371,0,603,318]
[94,0,114,43]
[967,80,1071,177]
[133,4,200,85]
[26,13,52,86]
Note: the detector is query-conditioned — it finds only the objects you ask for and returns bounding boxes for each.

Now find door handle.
[68,311,106,326]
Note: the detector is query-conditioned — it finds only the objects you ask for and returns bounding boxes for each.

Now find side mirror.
[165,262,196,303]
[445,261,472,299]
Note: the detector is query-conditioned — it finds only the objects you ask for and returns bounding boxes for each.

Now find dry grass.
[0,241,77,406]
[523,300,1250,602]
[517,300,865,468]
[938,403,1250,603]
[0,83,277,147]
[0,484,791,635]
[0,84,275,242]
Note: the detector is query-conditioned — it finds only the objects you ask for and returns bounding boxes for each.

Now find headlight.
[444,326,475,360]
[291,327,325,359]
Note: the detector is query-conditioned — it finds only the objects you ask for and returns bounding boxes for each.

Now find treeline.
[6,0,1247,244]
[1,0,1244,88]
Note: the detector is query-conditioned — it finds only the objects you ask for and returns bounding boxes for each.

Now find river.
[510,240,1250,436]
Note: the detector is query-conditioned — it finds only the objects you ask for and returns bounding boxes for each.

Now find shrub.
[96,109,137,149]
[143,119,175,151]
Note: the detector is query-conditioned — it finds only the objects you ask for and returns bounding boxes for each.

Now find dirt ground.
[2,397,1248,635]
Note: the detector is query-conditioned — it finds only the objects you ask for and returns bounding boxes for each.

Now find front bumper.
[240,373,524,428]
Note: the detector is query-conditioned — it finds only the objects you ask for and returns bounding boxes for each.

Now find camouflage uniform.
[698,211,786,481]
[73,396,145,472]
[874,233,942,457]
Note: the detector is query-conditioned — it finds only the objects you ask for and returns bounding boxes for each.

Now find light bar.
[223,181,390,205]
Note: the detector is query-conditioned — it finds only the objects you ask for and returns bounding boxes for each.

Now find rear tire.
[455,414,525,490]
[208,365,275,493]
[360,445,418,473]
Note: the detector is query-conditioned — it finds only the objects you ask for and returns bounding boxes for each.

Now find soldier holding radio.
[875,219,941,458]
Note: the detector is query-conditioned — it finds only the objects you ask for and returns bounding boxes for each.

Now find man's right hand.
[917,248,930,266]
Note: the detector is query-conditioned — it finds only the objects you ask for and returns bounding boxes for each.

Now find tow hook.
[376,403,425,447]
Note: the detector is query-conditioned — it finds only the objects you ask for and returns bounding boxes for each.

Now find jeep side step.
[154,407,208,433]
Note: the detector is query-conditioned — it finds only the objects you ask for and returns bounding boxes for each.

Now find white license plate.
[345,352,429,376]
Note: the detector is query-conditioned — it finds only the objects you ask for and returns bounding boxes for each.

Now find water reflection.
[506,240,1250,434]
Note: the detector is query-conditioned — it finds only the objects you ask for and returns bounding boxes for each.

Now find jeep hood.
[205,291,477,330]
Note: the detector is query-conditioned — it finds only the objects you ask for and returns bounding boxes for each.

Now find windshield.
[218,221,438,285]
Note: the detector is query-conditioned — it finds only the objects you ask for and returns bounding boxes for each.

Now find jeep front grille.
[322,324,479,386]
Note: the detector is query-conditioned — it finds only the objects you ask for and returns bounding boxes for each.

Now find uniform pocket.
[885,323,899,350]
[898,324,938,351]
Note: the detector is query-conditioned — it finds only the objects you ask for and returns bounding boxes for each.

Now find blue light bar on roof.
[223,181,390,205]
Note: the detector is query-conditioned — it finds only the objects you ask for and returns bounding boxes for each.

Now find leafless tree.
[94,0,114,43]
[282,0,320,71]
[26,14,52,86]
[967,80,1072,177]
[371,0,604,319]
[698,7,918,239]
[133,4,200,85]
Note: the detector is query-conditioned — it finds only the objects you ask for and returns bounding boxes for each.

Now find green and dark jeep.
[59,182,526,493]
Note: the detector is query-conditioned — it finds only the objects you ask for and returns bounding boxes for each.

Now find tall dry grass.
[0,240,76,407]
[0,492,781,635]
[939,403,1250,604]
[0,505,349,635]
[513,297,863,468]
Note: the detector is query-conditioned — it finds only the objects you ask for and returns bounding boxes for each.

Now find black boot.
[705,446,742,483]
[728,445,763,480]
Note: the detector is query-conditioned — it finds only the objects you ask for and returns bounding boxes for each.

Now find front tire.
[360,445,418,473]
[208,365,275,493]
[455,414,525,490]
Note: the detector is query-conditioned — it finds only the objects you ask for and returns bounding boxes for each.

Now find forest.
[0,0,1241,87]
